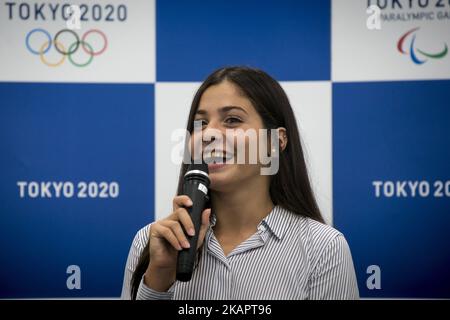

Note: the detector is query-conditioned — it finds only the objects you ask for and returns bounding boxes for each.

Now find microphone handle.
[176,180,209,281]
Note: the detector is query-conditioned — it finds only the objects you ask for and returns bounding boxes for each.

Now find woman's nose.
[202,120,224,137]
[202,124,225,148]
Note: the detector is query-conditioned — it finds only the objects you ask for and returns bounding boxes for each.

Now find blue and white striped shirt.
[121,205,359,300]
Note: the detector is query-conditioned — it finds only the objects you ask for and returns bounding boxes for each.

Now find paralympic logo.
[25,28,108,67]
[397,27,448,65]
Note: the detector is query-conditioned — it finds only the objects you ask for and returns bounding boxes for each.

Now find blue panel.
[333,80,450,298]
[0,83,154,298]
[156,0,330,81]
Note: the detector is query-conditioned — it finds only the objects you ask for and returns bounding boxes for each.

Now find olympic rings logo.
[25,28,108,67]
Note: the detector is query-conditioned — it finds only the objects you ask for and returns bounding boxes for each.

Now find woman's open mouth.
[204,151,234,170]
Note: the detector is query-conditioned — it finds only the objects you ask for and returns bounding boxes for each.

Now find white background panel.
[0,0,155,83]
[155,81,332,225]
[155,82,201,220]
[332,0,450,81]
[281,82,332,225]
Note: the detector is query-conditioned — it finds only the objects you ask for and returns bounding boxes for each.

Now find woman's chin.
[208,164,236,191]
[207,162,229,172]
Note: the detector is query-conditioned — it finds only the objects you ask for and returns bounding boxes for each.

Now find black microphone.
[176,162,210,282]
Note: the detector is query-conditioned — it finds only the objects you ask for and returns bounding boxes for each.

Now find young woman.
[121,66,359,300]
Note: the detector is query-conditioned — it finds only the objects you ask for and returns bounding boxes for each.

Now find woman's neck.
[211,176,274,236]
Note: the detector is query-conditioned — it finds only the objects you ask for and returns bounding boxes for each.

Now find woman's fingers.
[174,207,195,236]
[172,195,193,211]
[151,223,182,251]
[162,220,191,249]
[164,196,211,251]
[197,208,211,249]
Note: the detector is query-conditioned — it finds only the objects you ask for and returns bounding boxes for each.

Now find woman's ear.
[277,127,288,152]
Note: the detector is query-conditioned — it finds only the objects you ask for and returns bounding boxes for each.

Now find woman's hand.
[144,195,211,292]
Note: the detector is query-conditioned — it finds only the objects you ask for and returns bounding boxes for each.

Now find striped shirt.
[121,205,359,300]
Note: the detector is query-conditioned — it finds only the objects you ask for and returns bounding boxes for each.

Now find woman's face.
[190,80,267,192]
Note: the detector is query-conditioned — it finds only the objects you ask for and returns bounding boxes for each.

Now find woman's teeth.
[204,152,233,164]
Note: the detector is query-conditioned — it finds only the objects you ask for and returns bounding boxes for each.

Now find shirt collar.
[209,213,216,228]
[258,205,291,240]
[208,205,291,240]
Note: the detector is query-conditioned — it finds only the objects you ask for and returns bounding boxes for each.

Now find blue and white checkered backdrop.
[0,0,449,298]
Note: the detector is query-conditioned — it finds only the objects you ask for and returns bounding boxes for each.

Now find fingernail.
[187,200,193,206]
[183,241,191,248]
[188,228,195,236]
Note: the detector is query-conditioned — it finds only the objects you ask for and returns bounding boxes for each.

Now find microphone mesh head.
[186,161,209,175]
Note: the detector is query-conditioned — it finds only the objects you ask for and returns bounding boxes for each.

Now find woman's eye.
[224,117,242,124]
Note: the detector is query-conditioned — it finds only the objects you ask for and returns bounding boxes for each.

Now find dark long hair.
[130,66,324,299]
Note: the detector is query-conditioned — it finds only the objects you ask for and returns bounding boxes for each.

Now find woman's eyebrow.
[195,105,248,115]
[220,105,248,115]
[195,109,208,115]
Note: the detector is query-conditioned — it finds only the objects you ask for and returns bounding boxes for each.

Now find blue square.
[156,0,330,81]
[333,80,450,298]
[0,83,154,298]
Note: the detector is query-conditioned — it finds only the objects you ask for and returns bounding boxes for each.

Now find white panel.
[0,0,155,83]
[155,81,333,225]
[281,81,333,225]
[332,0,450,82]
[155,82,201,220]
